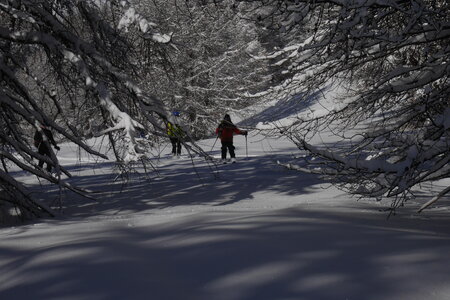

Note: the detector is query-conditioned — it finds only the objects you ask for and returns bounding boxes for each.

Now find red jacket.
[216,122,243,142]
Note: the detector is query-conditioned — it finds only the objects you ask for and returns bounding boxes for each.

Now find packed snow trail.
[1,134,450,300]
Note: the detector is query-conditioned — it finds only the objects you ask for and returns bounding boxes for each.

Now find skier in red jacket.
[215,114,247,163]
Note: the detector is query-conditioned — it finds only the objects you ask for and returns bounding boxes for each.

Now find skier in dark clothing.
[215,114,247,163]
[34,123,60,172]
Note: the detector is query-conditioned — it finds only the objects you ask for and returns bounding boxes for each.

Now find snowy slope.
[1,102,450,300]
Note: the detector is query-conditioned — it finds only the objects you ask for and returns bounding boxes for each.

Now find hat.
[223,114,231,122]
[172,111,180,117]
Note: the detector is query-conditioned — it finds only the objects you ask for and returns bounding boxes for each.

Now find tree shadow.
[239,89,324,128]
[1,206,450,300]
[26,153,325,219]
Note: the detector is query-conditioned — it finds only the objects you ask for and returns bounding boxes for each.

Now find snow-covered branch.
[0,0,175,219]
[250,0,450,211]
[116,0,173,43]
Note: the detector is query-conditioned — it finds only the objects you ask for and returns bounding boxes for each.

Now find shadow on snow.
[27,153,324,219]
[1,206,450,300]
[239,89,324,128]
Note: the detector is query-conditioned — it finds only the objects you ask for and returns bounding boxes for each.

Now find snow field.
[1,133,450,300]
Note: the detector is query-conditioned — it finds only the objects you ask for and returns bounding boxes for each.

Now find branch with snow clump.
[117,0,173,43]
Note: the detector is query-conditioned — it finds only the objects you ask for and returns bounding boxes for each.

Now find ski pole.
[210,136,219,152]
[245,134,248,158]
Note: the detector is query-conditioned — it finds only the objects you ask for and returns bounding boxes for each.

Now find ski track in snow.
[1,133,450,299]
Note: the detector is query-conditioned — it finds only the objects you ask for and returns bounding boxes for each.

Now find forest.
[1,0,449,221]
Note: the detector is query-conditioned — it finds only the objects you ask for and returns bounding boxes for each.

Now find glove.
[55,146,60,151]
[243,131,248,136]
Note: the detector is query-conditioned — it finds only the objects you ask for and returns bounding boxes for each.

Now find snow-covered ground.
[1,132,450,300]
[1,93,450,300]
